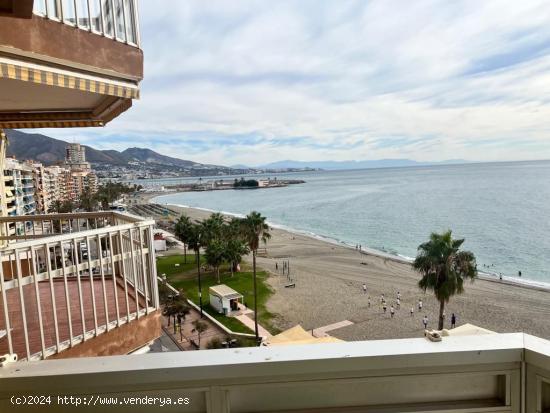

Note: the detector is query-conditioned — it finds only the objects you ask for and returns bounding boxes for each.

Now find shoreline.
[138,193,550,341]
[148,195,550,294]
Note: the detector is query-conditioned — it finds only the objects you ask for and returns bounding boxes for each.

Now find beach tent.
[266,325,343,346]
[441,323,495,337]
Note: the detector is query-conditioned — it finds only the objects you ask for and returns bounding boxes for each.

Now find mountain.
[258,159,469,170]
[4,129,124,164]
[3,129,223,169]
[121,147,199,168]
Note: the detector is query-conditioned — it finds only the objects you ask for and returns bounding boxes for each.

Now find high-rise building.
[65,143,87,165]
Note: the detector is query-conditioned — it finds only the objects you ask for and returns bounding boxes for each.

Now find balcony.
[0,212,160,361]
[0,0,142,129]
[0,333,549,412]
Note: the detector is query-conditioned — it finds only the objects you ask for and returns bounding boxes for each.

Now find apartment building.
[0,0,157,369]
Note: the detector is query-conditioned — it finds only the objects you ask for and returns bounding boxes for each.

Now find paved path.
[313,320,354,337]
[235,314,272,338]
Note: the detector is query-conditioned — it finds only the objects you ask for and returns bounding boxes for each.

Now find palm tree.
[413,230,477,330]
[201,213,225,247]
[224,239,249,277]
[240,211,271,342]
[205,239,225,283]
[174,214,193,263]
[187,223,204,317]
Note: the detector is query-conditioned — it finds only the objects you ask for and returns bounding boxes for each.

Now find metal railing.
[32,0,141,47]
[0,212,158,361]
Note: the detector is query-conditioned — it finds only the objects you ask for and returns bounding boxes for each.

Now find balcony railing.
[0,212,158,361]
[1,333,550,412]
[33,0,140,47]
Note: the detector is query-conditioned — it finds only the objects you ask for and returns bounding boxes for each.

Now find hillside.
[3,129,217,168]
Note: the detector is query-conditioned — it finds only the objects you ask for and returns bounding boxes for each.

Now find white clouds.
[44,0,550,165]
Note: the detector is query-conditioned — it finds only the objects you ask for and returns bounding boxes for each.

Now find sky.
[40,0,550,166]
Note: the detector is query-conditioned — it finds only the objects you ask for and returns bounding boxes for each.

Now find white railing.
[1,333,550,412]
[32,0,141,47]
[0,212,158,361]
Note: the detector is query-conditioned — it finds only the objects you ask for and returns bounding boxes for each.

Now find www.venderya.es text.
[11,395,191,408]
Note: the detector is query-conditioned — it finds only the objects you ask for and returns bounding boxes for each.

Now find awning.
[0,57,139,99]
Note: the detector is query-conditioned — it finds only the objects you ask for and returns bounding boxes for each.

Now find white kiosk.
[209,284,244,315]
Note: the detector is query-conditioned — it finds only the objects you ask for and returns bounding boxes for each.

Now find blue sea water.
[151,161,550,285]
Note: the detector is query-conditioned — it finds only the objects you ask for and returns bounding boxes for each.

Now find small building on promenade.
[209,284,244,315]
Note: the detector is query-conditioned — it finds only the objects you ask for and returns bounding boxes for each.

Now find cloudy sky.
[44,0,550,166]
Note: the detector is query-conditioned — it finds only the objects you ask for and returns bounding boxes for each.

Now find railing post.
[73,238,87,341]
[45,243,60,354]
[97,233,110,330]
[14,249,31,360]
[86,235,99,336]
[0,252,14,355]
[128,228,140,318]
[30,247,47,359]
[117,229,131,322]
[147,225,159,309]
[108,232,121,326]
[60,242,74,347]
[138,226,149,314]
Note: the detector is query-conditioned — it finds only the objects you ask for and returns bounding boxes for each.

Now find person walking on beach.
[362,283,367,294]
[275,262,278,272]
[418,299,423,311]
[397,291,401,300]
[451,313,456,329]
[390,305,395,318]
[422,315,428,330]
[410,307,414,316]
[396,297,400,308]
[382,302,387,313]
[380,294,385,304]
[367,296,371,308]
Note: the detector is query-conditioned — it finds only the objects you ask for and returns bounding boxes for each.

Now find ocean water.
[152,161,550,285]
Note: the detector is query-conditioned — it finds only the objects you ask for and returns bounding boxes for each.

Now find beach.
[145,196,550,341]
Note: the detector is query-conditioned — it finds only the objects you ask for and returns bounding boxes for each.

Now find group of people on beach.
[362,283,457,330]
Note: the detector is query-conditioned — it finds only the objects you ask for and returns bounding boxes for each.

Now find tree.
[240,211,271,343]
[413,230,477,330]
[192,319,208,348]
[205,239,225,283]
[174,214,193,263]
[201,213,225,247]
[162,292,190,333]
[224,238,249,277]
[79,187,97,212]
[187,223,204,317]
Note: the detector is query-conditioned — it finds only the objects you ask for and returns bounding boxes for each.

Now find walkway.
[313,320,354,338]
[235,314,272,338]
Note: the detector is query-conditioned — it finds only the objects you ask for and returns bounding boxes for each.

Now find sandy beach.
[142,194,550,341]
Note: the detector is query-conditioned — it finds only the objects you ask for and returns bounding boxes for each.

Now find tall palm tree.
[413,230,477,330]
[240,211,271,342]
[187,223,204,317]
[174,214,193,263]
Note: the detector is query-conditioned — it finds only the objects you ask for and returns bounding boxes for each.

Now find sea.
[149,161,550,287]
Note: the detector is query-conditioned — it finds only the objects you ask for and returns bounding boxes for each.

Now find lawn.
[156,254,205,277]
[159,256,280,335]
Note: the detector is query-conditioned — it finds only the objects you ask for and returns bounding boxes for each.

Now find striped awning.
[0,57,140,99]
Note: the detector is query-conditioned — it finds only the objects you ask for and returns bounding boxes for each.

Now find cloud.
[37,0,550,165]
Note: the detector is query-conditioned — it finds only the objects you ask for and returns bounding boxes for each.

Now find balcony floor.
[0,276,145,359]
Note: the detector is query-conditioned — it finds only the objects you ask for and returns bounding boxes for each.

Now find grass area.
[156,254,205,277]
[159,256,280,335]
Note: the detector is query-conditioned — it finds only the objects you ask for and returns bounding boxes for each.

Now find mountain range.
[4,129,469,173]
[255,159,469,170]
[4,130,207,168]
